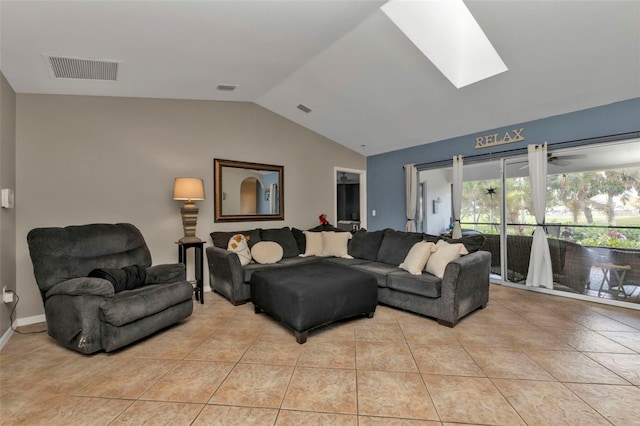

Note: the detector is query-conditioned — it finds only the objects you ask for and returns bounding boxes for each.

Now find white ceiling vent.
[216,84,237,91]
[44,55,120,81]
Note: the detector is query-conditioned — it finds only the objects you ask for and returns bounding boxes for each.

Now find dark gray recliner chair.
[27,223,194,354]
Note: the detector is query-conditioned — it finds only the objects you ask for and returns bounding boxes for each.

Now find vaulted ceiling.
[1,1,639,156]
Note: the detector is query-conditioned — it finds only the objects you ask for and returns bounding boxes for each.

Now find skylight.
[381,0,508,88]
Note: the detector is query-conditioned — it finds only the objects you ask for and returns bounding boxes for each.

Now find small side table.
[177,241,205,304]
[594,262,631,298]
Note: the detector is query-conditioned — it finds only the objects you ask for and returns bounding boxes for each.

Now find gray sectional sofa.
[206,227,491,326]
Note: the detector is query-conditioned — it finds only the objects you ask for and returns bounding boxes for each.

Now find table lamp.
[173,177,205,243]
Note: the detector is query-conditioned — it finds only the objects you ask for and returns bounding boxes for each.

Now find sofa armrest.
[45,277,115,299]
[145,263,186,284]
[439,250,491,325]
[206,246,247,304]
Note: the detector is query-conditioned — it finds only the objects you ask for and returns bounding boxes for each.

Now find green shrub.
[574,227,640,249]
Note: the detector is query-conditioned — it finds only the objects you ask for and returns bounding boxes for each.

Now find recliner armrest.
[145,263,186,284]
[45,277,115,299]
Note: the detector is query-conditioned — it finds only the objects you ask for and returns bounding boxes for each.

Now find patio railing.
[463,222,640,304]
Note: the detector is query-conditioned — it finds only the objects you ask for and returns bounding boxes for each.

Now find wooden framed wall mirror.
[214,158,284,222]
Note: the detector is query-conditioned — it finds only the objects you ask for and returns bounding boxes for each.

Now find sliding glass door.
[426,137,640,307]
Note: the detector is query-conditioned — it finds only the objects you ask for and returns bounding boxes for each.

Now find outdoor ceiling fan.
[518,152,587,169]
[547,153,587,166]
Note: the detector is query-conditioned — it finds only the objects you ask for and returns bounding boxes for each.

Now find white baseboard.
[0,314,46,351]
[0,327,14,351]
[0,288,210,351]
[15,314,47,327]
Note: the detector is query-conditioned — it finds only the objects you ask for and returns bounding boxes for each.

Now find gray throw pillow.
[441,234,486,253]
[291,227,306,253]
[349,229,385,261]
[376,229,424,265]
[423,233,440,243]
[88,265,147,293]
[307,224,345,232]
[211,229,261,249]
[260,227,299,258]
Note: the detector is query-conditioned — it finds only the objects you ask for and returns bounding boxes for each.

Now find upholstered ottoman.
[250,262,377,343]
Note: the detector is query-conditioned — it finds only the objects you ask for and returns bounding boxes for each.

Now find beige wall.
[15,94,365,320]
[1,72,17,336]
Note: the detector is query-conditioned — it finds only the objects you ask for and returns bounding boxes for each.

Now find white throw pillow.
[321,231,353,258]
[425,240,469,279]
[251,241,284,264]
[400,241,436,275]
[302,231,324,256]
[227,234,251,266]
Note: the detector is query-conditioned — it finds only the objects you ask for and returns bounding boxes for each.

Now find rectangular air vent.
[297,104,312,113]
[216,84,237,91]
[44,55,119,81]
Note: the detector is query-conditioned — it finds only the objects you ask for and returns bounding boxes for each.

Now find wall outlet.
[3,286,15,304]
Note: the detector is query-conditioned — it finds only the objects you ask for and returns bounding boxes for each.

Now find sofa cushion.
[260,227,299,258]
[322,231,352,258]
[278,256,323,267]
[302,231,324,256]
[45,277,115,299]
[241,256,320,282]
[291,228,306,253]
[27,223,152,295]
[242,263,280,283]
[387,271,442,298]
[322,257,372,267]
[425,240,469,278]
[441,234,486,253]
[308,224,346,232]
[251,241,283,264]
[376,229,424,265]
[100,281,193,327]
[423,233,440,243]
[350,261,403,287]
[399,242,436,275]
[349,229,385,261]
[145,264,186,285]
[227,234,252,266]
[211,230,261,249]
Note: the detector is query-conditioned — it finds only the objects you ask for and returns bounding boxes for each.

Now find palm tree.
[548,168,640,225]
[461,180,501,232]
[592,169,638,225]
[548,172,600,224]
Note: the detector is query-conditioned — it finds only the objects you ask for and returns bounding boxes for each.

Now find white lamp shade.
[173,177,205,201]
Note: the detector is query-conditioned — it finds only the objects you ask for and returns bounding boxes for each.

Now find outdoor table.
[595,262,632,298]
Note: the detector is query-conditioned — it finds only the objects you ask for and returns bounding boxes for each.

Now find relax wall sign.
[475,128,525,149]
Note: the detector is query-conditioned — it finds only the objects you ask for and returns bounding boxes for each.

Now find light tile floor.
[1,284,639,425]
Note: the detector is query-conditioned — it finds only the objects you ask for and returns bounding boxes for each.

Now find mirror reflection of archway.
[240,177,259,214]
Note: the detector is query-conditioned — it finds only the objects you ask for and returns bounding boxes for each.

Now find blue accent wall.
[367,97,640,231]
